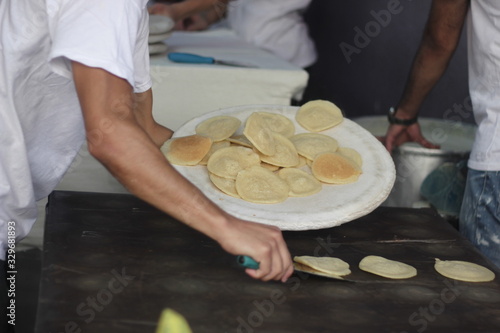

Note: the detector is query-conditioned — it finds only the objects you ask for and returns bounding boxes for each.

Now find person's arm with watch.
[384,0,469,153]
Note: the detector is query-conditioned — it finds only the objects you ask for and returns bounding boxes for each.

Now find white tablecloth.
[150,28,309,130]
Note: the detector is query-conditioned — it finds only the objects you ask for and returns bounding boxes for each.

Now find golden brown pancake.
[161,135,212,166]
[311,152,361,184]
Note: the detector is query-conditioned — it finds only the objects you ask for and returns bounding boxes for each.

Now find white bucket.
[353,116,477,209]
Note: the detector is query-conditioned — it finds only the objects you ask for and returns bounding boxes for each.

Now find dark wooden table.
[35,191,500,333]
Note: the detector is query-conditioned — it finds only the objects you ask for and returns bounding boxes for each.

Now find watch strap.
[388,107,418,126]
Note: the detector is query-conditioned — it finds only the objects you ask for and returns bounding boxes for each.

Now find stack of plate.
[149,14,174,55]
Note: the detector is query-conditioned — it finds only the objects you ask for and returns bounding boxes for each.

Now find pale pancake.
[337,147,363,168]
[359,255,417,279]
[199,141,231,165]
[257,133,300,168]
[243,113,276,156]
[434,259,495,282]
[294,256,351,276]
[278,168,322,197]
[227,135,253,148]
[235,166,289,204]
[161,135,212,166]
[207,146,261,179]
[311,152,362,184]
[290,133,339,160]
[209,173,240,198]
[253,111,295,137]
[260,162,280,172]
[296,155,309,168]
[195,115,241,142]
[296,100,343,132]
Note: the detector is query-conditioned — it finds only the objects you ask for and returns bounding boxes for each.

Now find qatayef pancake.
[278,168,322,197]
[252,111,295,137]
[311,152,362,184]
[260,162,280,172]
[195,115,241,142]
[257,133,299,168]
[243,113,276,156]
[296,155,309,168]
[161,135,212,166]
[296,100,343,132]
[235,166,289,204]
[294,256,351,276]
[227,135,253,148]
[434,259,495,282]
[198,140,231,165]
[359,255,417,279]
[209,173,240,198]
[337,147,363,168]
[207,146,261,179]
[290,133,339,160]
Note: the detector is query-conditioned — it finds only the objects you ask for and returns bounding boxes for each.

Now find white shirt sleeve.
[47,0,152,92]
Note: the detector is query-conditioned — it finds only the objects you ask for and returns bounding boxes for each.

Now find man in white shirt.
[383,0,500,268]
[0,1,293,328]
[226,0,316,69]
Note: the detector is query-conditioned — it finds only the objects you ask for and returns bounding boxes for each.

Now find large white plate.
[172,105,396,230]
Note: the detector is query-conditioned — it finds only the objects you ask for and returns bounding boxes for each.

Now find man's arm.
[133,89,173,147]
[384,0,470,152]
[71,62,293,282]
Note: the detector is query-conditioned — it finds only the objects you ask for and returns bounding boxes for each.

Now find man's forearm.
[134,89,173,147]
[396,0,469,119]
[72,62,232,242]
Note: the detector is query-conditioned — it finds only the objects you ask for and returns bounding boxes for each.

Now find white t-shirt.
[467,1,500,171]
[227,0,316,68]
[0,0,152,260]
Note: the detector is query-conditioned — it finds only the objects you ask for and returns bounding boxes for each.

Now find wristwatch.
[387,107,418,126]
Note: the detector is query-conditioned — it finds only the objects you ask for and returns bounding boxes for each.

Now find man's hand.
[217,217,294,282]
[383,122,440,153]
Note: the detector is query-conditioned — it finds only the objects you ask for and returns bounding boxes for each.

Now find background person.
[149,0,317,69]
[382,0,499,268]
[149,0,230,31]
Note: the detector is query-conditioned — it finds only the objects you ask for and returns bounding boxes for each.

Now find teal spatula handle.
[168,52,215,64]
[236,255,260,269]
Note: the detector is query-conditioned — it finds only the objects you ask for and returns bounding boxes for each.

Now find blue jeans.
[459,169,500,269]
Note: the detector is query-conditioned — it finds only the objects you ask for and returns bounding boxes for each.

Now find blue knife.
[168,52,256,68]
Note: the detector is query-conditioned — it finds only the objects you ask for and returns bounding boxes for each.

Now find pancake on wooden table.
[359,255,417,279]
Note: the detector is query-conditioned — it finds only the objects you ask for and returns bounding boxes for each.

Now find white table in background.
[150,28,309,130]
